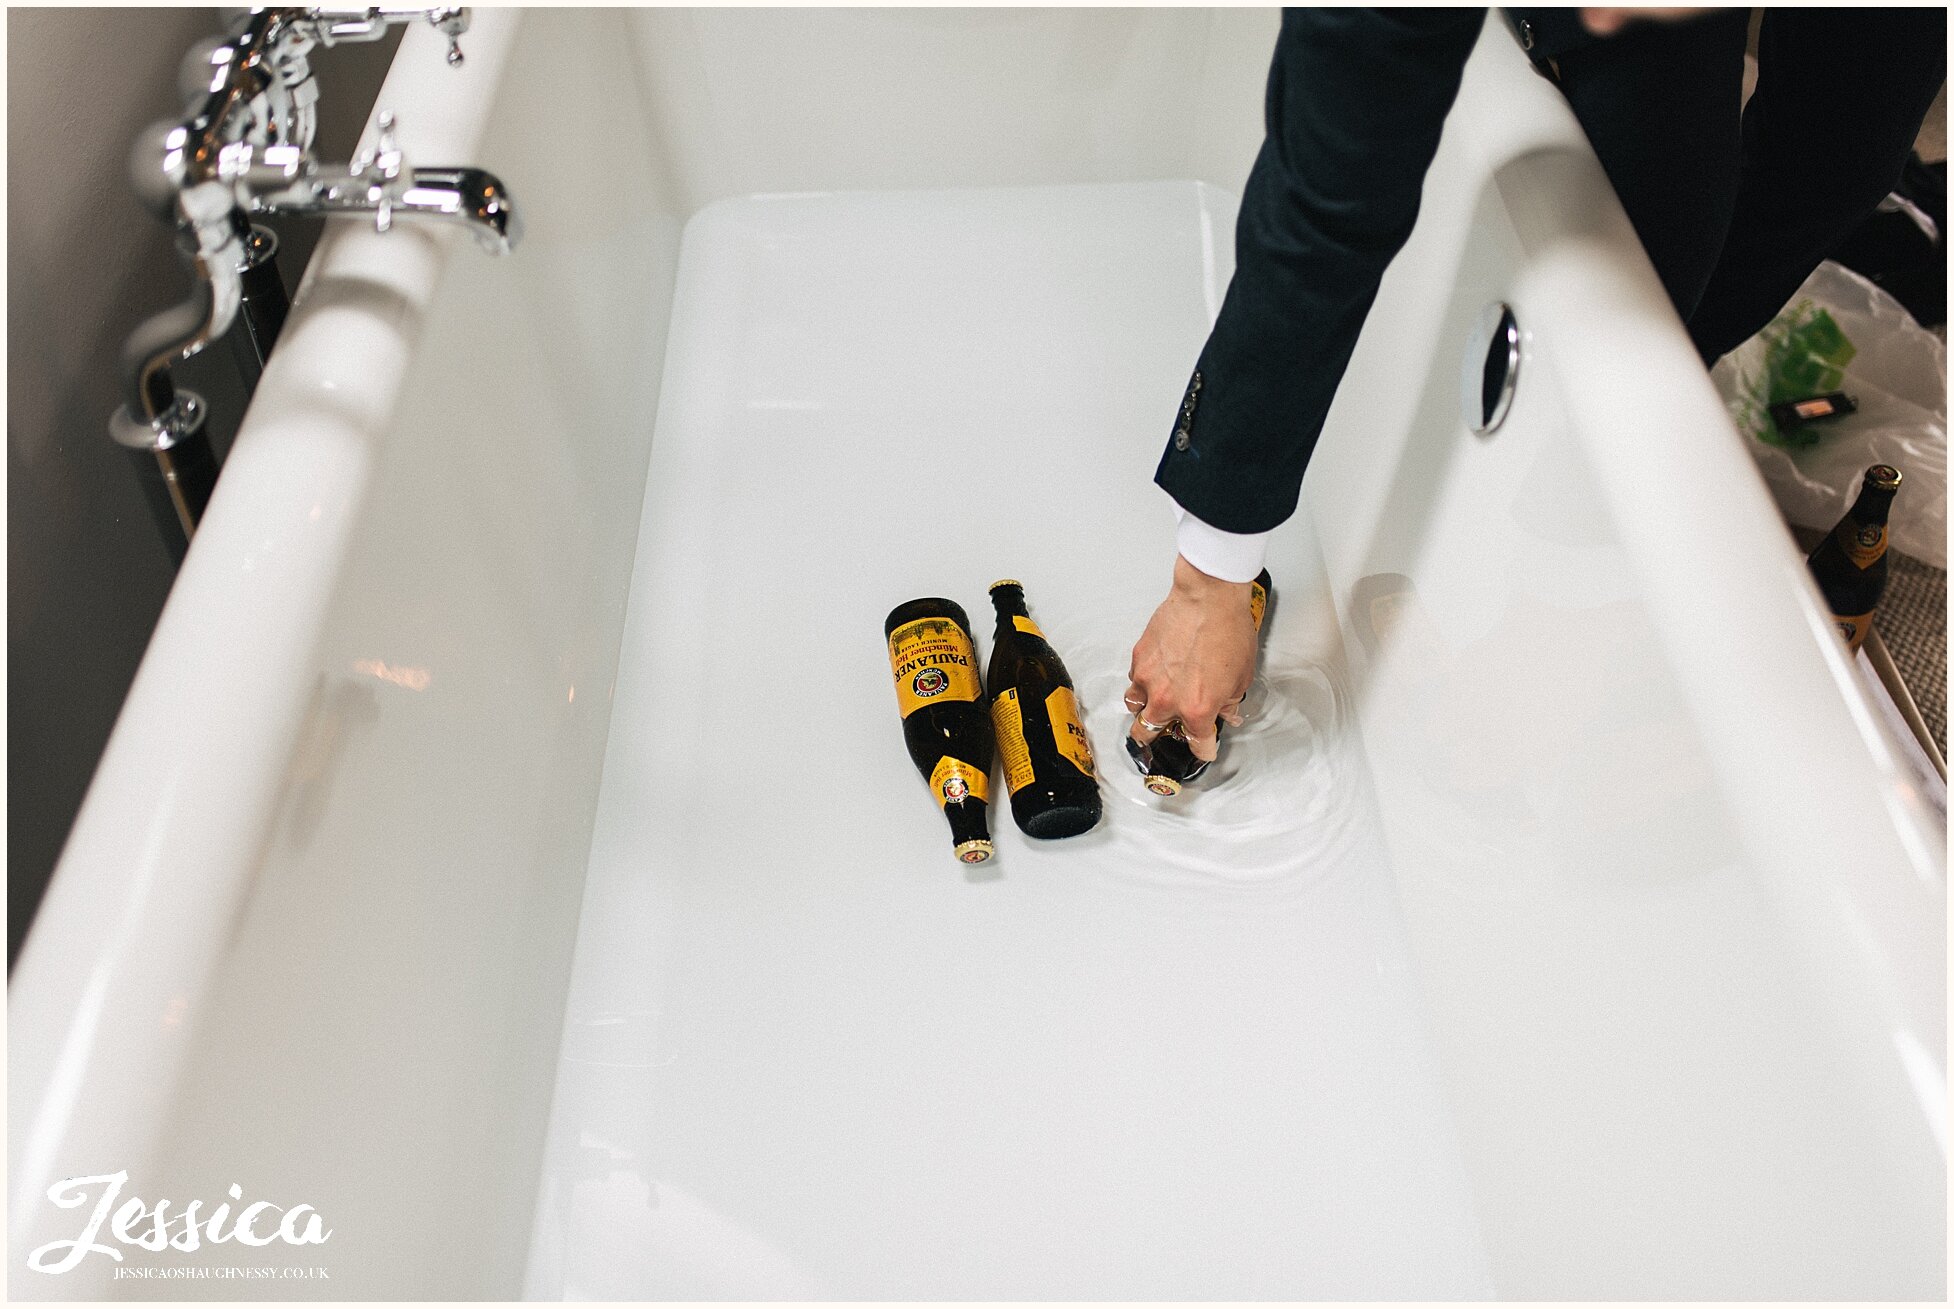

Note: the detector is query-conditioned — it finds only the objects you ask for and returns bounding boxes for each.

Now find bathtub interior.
[102,7,1940,1302]
[1302,169,1945,1296]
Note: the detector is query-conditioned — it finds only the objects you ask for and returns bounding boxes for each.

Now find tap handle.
[358,110,406,233]
[376,111,399,233]
[293,7,468,64]
[428,7,468,66]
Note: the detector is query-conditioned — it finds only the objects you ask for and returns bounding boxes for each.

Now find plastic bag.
[1713,260,1946,568]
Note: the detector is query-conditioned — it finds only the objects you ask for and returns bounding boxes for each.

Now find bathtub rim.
[6,10,525,1281]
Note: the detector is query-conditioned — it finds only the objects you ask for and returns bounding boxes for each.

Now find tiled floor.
[1882,552,1946,752]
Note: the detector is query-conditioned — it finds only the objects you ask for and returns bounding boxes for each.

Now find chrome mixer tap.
[112,7,520,551]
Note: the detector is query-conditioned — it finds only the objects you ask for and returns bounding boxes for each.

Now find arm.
[1131,8,1484,756]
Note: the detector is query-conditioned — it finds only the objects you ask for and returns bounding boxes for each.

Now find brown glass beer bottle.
[886,597,996,863]
[1807,465,1901,652]
[986,580,1101,838]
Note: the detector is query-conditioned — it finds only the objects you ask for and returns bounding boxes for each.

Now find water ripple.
[1052,623,1372,896]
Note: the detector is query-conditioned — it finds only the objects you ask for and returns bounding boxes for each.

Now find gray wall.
[7,9,399,964]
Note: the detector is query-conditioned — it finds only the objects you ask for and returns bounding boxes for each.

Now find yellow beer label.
[1012,615,1045,638]
[1844,520,1886,569]
[1046,686,1094,776]
[1249,579,1268,631]
[889,617,981,717]
[990,689,1036,794]
[928,755,990,808]
[1835,611,1874,652]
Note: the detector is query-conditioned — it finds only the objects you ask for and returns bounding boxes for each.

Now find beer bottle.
[885,598,996,863]
[1808,464,1901,652]
[1125,569,1273,795]
[986,580,1102,838]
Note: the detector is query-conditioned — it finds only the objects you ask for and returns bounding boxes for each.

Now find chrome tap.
[112,7,520,545]
[213,111,520,253]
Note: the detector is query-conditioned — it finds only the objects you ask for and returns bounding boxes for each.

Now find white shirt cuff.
[1173,503,1271,583]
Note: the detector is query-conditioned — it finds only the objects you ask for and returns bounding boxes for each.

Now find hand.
[1125,555,1258,762]
[1580,8,1716,36]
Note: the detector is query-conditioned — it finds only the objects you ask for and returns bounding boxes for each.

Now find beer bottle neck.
[1849,483,1896,529]
[990,586,1029,621]
[945,797,989,846]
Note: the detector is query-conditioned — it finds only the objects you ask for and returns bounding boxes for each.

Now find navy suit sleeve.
[1156,8,1486,534]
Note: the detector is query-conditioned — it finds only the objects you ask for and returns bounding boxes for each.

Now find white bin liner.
[1713,260,1946,568]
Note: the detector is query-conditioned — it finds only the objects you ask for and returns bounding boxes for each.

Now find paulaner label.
[889,617,981,717]
[1046,687,1094,776]
[928,756,990,808]
[1844,519,1886,569]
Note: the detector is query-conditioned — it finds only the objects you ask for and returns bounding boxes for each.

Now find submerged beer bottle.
[1808,464,1901,652]
[986,580,1102,838]
[1126,569,1273,795]
[886,598,996,863]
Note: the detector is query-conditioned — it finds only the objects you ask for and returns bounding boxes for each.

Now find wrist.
[1171,500,1270,583]
[1172,553,1253,602]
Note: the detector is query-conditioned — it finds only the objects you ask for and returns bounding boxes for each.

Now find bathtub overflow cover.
[1462,302,1520,435]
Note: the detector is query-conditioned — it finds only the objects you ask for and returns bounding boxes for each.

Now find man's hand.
[1125,555,1258,762]
[1579,8,1716,36]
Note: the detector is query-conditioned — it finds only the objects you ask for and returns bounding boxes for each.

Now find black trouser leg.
[1685,8,1948,362]
[1547,10,1754,327]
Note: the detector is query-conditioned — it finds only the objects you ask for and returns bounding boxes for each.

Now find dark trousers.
[1532,7,1946,363]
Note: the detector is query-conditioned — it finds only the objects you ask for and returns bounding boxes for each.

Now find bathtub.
[10,8,1944,1300]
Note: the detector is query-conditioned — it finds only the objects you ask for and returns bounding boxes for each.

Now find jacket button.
[1174,430,1190,451]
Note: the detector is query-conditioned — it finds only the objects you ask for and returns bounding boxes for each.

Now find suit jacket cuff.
[1173,502,1271,584]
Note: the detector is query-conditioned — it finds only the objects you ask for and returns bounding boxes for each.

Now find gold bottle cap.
[1866,464,1902,490]
[989,579,1024,592]
[955,839,995,864]
[1143,775,1182,796]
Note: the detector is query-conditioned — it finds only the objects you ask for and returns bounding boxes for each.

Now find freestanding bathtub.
[11,8,1944,1300]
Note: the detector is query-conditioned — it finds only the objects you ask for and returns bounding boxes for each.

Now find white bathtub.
[10,9,1944,1300]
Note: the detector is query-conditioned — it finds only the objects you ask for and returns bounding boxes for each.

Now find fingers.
[1580,6,1713,36]
[1125,686,1251,746]
[1128,702,1177,746]
[1182,715,1221,762]
[1125,682,1164,745]
[1218,695,1246,730]
[1125,672,1181,741]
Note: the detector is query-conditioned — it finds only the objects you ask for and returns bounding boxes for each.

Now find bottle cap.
[1866,464,1902,490]
[1143,775,1182,797]
[988,579,1023,592]
[954,839,995,864]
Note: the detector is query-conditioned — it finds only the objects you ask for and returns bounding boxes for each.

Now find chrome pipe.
[229,224,290,388]
[109,6,511,549]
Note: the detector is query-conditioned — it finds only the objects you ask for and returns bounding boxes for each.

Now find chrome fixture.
[1462,302,1521,435]
[112,7,521,551]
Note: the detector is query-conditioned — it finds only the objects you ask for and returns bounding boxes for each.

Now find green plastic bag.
[1738,304,1858,449]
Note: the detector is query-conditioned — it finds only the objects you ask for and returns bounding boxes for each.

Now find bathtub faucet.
[219,113,521,254]
[111,6,520,551]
